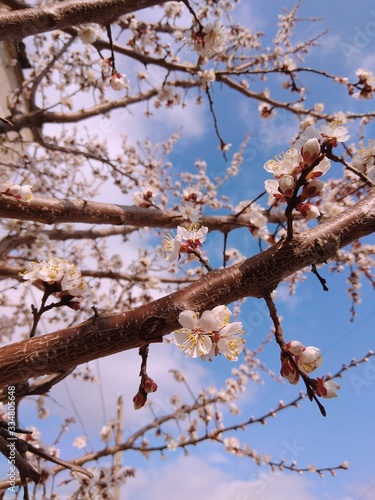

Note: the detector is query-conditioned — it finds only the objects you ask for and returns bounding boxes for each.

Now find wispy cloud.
[124,454,319,500]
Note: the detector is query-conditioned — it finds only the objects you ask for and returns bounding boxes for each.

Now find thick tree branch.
[0,188,374,387]
[0,0,169,41]
[0,195,259,232]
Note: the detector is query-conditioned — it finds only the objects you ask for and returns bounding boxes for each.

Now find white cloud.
[124,454,319,500]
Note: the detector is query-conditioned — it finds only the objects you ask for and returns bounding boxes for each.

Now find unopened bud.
[133,391,147,410]
[300,179,325,200]
[301,138,321,166]
[286,340,305,356]
[296,203,320,220]
[144,377,158,393]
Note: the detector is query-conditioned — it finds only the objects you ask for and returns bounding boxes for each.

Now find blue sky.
[2,1,375,499]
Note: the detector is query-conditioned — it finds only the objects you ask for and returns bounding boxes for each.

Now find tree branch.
[0,0,169,41]
[0,195,259,232]
[0,187,374,387]
[1,80,197,133]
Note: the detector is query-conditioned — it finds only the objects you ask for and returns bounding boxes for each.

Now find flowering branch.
[0,187,374,386]
[325,148,375,187]
[263,293,327,416]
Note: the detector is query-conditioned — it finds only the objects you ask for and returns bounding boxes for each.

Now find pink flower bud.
[300,179,325,200]
[315,377,340,398]
[280,352,300,384]
[296,203,320,220]
[278,175,296,198]
[133,391,147,410]
[301,138,321,166]
[144,377,158,393]
[286,340,305,356]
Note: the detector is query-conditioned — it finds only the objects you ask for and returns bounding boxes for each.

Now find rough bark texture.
[0,187,374,387]
[0,195,259,232]
[0,0,168,41]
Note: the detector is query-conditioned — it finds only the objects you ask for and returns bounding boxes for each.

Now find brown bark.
[0,187,374,388]
[0,0,168,41]
[0,195,257,232]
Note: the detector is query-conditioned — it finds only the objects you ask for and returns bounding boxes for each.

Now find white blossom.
[264,148,302,178]
[73,436,87,449]
[0,182,32,202]
[100,422,115,443]
[164,2,184,18]
[189,20,227,59]
[133,184,159,207]
[174,306,245,360]
[78,24,100,44]
[320,122,350,146]
[216,322,245,361]
[223,436,240,453]
[197,69,216,90]
[110,72,129,91]
[22,258,90,299]
[163,224,208,262]
[352,140,375,177]
[294,125,322,151]
[296,346,322,373]
[316,377,340,398]
[178,201,201,222]
[99,58,112,77]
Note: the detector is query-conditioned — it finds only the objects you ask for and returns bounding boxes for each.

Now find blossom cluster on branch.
[21,258,90,311]
[174,305,245,360]
[281,340,340,399]
[264,123,350,222]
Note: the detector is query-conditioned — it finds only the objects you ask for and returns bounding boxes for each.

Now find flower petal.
[174,331,212,358]
[178,310,199,330]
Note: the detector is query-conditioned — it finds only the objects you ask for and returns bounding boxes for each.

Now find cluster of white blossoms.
[22,258,90,308]
[352,139,375,180]
[78,24,101,44]
[154,83,181,108]
[178,187,204,222]
[174,306,245,361]
[189,19,227,59]
[163,224,208,262]
[98,58,129,91]
[351,68,375,99]
[281,340,340,398]
[0,182,32,202]
[164,1,184,19]
[133,184,159,208]
[197,68,216,90]
[264,122,350,220]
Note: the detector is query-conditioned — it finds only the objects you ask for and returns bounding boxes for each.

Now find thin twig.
[311,264,329,291]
